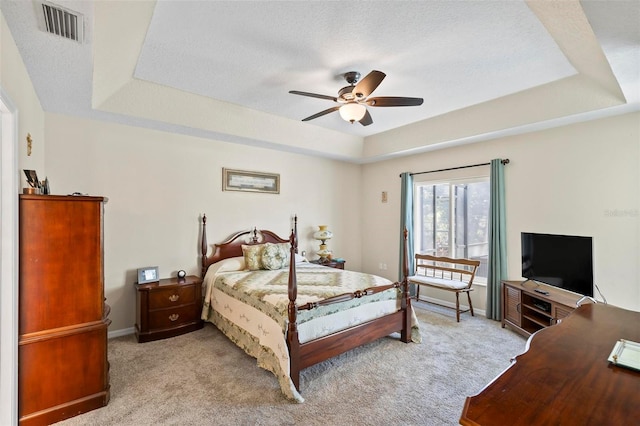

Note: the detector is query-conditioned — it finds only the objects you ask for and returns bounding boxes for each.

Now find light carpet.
[57,302,526,425]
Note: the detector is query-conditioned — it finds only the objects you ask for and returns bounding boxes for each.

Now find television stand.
[502,280,582,337]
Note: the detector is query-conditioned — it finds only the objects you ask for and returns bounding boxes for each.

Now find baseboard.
[413,296,486,317]
[108,327,134,339]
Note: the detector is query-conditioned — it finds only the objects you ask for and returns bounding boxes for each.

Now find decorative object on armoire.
[313,225,333,262]
[23,169,41,194]
[177,269,186,279]
[42,177,50,194]
[19,194,110,424]
[137,266,160,284]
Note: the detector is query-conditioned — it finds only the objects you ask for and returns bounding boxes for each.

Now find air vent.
[39,2,83,43]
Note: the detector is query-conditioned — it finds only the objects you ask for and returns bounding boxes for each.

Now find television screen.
[521,232,593,297]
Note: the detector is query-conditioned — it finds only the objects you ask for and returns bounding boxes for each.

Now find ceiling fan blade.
[289,90,337,102]
[353,70,386,99]
[301,106,341,121]
[359,110,373,126]
[365,97,424,107]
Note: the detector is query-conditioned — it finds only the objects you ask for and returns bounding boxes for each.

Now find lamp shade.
[339,103,366,123]
[313,225,333,241]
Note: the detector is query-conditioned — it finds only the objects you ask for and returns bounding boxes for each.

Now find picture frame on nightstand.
[137,266,159,284]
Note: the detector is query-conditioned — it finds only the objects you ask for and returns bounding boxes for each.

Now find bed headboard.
[200,215,297,277]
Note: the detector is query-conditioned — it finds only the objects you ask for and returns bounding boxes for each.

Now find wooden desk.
[460,303,640,425]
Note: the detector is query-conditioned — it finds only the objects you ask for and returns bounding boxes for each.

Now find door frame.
[0,86,19,425]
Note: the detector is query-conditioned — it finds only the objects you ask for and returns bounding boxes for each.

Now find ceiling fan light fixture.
[339,103,366,123]
[290,70,420,126]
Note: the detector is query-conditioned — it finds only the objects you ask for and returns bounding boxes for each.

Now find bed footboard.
[286,228,413,391]
[297,282,402,311]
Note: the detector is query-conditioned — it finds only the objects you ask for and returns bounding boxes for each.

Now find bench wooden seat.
[408,254,480,322]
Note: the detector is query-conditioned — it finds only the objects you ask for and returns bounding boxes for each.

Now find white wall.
[46,110,636,322]
[44,113,362,331]
[361,112,640,312]
[1,13,45,178]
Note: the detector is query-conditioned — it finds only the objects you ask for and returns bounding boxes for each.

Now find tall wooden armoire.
[18,194,110,425]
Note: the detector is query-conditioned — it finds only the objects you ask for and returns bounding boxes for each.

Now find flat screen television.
[521,232,594,297]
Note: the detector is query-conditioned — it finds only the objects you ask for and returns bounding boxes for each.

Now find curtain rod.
[399,159,510,177]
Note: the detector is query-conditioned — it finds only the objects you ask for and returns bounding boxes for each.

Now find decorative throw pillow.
[242,244,265,271]
[261,242,290,270]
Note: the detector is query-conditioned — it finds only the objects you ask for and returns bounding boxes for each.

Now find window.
[414,178,490,283]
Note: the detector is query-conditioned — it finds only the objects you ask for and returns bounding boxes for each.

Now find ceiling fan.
[289,70,423,126]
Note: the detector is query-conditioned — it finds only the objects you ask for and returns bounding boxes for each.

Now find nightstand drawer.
[148,285,195,309]
[148,304,198,329]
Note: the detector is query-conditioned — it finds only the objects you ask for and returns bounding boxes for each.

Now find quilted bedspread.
[204,262,398,329]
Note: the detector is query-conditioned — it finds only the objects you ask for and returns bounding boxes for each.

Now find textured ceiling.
[1,0,639,162]
[135,1,575,137]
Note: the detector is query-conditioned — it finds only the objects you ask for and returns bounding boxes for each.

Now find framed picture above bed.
[222,168,280,194]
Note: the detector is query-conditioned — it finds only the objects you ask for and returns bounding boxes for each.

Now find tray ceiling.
[2,0,638,162]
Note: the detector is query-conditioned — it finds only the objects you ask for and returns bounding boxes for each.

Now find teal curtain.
[399,172,415,285]
[486,159,507,320]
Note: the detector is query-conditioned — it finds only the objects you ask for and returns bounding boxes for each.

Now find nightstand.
[134,275,203,343]
[310,259,346,270]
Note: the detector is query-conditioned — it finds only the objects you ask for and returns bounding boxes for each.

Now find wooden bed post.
[400,227,412,343]
[286,230,301,390]
[201,214,208,278]
[293,214,298,253]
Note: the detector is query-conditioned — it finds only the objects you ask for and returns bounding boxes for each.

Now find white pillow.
[208,256,246,275]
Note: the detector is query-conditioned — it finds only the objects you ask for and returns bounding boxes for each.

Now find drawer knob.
[169,294,180,302]
[169,314,179,322]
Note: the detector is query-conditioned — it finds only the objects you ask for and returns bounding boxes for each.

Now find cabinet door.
[19,324,109,419]
[20,197,104,333]
[554,305,574,322]
[504,284,522,326]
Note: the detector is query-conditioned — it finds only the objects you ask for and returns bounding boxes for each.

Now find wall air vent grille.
[40,2,83,43]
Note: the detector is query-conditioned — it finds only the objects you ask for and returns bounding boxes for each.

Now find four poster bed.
[199,215,420,402]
